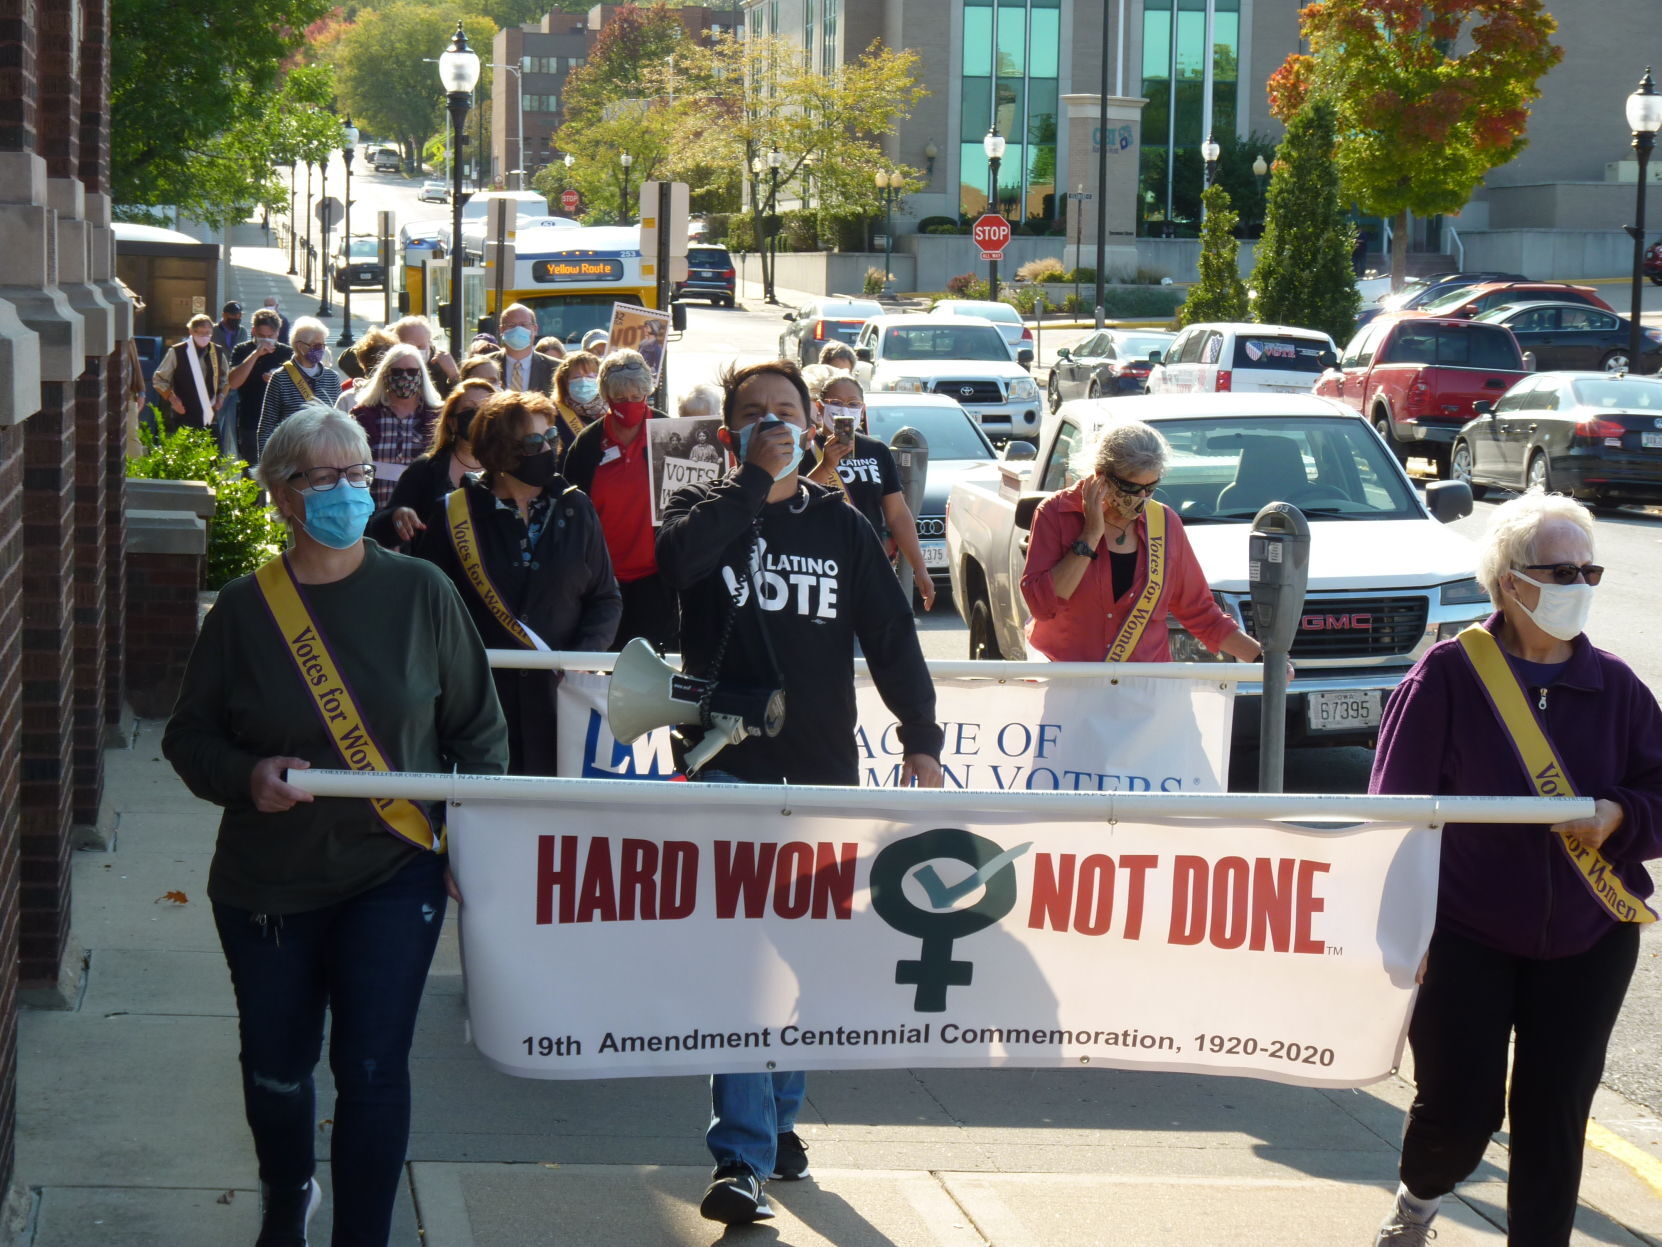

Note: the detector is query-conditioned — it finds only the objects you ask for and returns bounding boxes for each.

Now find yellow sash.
[254,556,440,851]
[444,488,549,651]
[1104,501,1168,663]
[1457,624,1655,924]
[283,360,317,404]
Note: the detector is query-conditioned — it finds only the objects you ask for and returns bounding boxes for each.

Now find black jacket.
[560,407,668,494]
[415,475,622,774]
[656,465,942,786]
[367,450,459,551]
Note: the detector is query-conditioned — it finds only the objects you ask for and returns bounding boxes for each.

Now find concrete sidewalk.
[12,718,1662,1246]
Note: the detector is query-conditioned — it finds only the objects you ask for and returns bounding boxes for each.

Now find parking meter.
[1248,502,1310,793]
[889,427,930,599]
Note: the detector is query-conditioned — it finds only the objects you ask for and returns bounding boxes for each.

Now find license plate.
[921,541,948,569]
[1642,432,1662,449]
[1307,690,1382,733]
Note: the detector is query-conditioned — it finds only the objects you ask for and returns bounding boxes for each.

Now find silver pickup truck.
[945,392,1487,748]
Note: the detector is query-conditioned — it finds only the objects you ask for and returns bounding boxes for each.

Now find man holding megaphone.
[655,358,945,1225]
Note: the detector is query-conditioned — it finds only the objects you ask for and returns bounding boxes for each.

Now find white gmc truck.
[945,393,1489,748]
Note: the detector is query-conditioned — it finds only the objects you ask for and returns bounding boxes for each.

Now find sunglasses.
[1105,471,1161,498]
[518,430,560,454]
[1520,562,1604,586]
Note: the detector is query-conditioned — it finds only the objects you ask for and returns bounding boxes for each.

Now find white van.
[1145,322,1336,395]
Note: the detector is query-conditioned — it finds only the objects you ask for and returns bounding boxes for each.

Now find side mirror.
[1473,400,1494,417]
[782,312,796,322]
[1147,349,1162,364]
[1521,351,1537,372]
[1055,347,1071,360]
[1424,479,1474,524]
[671,302,688,333]
[1016,347,1035,367]
[855,346,872,362]
[1318,350,1337,370]
[1003,440,1037,462]
[1014,492,1047,531]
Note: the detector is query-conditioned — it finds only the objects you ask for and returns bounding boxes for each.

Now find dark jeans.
[613,572,680,653]
[1400,922,1639,1246]
[214,852,448,1247]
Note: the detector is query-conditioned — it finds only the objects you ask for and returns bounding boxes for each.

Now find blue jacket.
[1369,613,1662,959]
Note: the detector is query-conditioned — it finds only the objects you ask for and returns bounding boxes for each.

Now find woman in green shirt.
[163,404,508,1247]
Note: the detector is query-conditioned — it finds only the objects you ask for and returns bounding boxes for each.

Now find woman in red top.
[559,348,677,652]
[1021,420,1263,664]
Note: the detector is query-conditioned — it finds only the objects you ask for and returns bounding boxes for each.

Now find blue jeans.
[697,769,807,1178]
[213,852,447,1247]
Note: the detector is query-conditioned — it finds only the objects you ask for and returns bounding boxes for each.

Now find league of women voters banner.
[447,787,1439,1087]
[553,669,1236,792]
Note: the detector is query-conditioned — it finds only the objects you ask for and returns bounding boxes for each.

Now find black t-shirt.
[230,339,293,402]
[833,433,902,536]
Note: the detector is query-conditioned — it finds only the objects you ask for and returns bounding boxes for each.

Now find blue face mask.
[737,415,805,482]
[300,483,374,550]
[568,377,600,403]
[501,325,534,352]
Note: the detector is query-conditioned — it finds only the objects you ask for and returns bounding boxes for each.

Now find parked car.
[1355,271,1531,330]
[945,393,1482,748]
[855,315,1041,441]
[1407,280,1613,320]
[858,394,1002,588]
[1315,313,1528,476]
[779,297,884,365]
[1645,240,1662,285]
[332,236,385,291]
[369,149,402,172]
[1474,301,1662,374]
[1145,323,1337,396]
[674,244,736,308]
[1048,328,1177,407]
[1451,371,1662,506]
[419,179,449,203]
[929,299,1033,360]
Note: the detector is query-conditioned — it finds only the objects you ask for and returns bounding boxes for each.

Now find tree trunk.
[1390,210,1409,292]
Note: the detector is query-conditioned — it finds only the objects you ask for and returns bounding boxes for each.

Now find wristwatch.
[1069,538,1098,560]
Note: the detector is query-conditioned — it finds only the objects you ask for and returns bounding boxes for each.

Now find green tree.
[559,5,689,127]
[1179,185,1248,326]
[1269,0,1561,289]
[111,0,335,222]
[1248,99,1360,348]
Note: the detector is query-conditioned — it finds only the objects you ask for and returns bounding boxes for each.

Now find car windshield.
[863,404,996,460]
[522,295,643,345]
[949,302,1022,324]
[1383,323,1522,369]
[883,324,1011,361]
[687,248,729,266]
[1415,285,1485,314]
[822,300,883,319]
[345,239,379,258]
[1232,335,1330,373]
[1570,377,1662,409]
[1135,416,1422,522]
[1113,333,1174,358]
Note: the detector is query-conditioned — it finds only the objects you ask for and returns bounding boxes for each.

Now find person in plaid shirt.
[350,343,442,507]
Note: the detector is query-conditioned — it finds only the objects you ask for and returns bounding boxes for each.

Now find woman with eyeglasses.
[369,378,498,551]
[162,405,508,1247]
[255,316,343,461]
[1020,419,1264,665]
[350,343,444,509]
[415,389,621,775]
[1367,489,1662,1247]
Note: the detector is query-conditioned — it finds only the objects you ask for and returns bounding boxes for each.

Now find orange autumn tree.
[1269,0,1562,289]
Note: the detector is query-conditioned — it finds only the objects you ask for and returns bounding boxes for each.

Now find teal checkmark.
[911,842,1033,910]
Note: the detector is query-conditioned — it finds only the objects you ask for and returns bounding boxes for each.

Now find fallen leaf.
[216,1190,235,1205]
[155,891,188,905]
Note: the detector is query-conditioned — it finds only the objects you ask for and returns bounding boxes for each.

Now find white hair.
[598,348,653,401]
[677,383,723,418]
[1072,419,1170,482]
[255,404,372,500]
[1474,488,1596,604]
[391,315,435,344]
[288,316,333,367]
[353,342,444,409]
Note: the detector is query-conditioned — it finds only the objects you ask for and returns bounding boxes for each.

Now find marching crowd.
[144,305,1661,1247]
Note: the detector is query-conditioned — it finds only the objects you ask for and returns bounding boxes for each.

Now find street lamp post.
[1201,134,1221,189]
[875,169,900,297]
[439,22,481,356]
[984,127,1006,301]
[336,117,359,347]
[619,151,634,224]
[315,158,334,318]
[1625,68,1662,373]
[286,163,298,275]
[766,146,782,305]
[301,160,315,294]
[1252,153,1269,231]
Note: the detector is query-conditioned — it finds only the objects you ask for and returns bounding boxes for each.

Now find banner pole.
[485,650,1262,682]
[286,769,1591,826]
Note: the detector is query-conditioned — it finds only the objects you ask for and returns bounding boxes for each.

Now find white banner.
[449,790,1438,1087]
[554,670,1234,792]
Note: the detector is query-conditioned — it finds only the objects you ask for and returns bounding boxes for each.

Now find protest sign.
[643,416,725,525]
[608,302,671,386]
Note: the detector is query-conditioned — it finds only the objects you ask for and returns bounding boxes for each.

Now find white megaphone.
[607,637,785,776]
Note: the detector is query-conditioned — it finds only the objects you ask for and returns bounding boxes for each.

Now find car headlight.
[1008,377,1040,401]
[1167,626,1224,663]
[889,376,929,393]
[1439,577,1489,606]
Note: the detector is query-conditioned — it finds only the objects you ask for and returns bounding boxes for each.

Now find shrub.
[726,214,758,254]
[1015,256,1065,283]
[126,413,286,591]
[1177,184,1249,327]
[823,213,867,252]
[780,209,819,252]
[1065,266,1097,285]
[945,272,986,298]
[917,216,961,234]
[863,267,888,296]
[702,212,730,244]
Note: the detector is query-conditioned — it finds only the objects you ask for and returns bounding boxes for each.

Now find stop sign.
[560,188,581,213]
[972,212,1012,260]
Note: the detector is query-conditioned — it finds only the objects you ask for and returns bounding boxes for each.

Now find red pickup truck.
[1314,313,1528,477]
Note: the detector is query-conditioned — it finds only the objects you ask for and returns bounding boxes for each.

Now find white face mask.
[191,333,211,348]
[1510,570,1594,641]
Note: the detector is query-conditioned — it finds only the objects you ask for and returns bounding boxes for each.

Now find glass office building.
[1139,0,1239,228]
[958,0,1063,223]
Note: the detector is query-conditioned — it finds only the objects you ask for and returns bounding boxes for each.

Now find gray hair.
[288,315,332,367]
[677,382,723,418]
[255,404,372,500]
[800,364,835,400]
[598,348,652,401]
[1474,488,1596,604]
[1079,419,1170,481]
[354,341,444,409]
[818,342,858,369]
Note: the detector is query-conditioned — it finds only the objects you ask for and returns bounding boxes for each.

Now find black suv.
[675,245,736,307]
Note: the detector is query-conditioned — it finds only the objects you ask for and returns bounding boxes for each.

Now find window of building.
[1139,0,1240,236]
[521,56,561,75]
[821,0,839,74]
[959,0,1061,224]
[804,0,815,58]
[524,94,559,114]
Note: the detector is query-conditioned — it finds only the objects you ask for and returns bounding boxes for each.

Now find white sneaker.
[1374,1196,1437,1245]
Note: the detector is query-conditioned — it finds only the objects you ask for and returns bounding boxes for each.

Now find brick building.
[0,0,133,1213]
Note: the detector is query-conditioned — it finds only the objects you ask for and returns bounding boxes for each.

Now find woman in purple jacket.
[1368,490,1662,1247]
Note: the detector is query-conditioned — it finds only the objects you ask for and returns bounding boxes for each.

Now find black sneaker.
[772,1131,810,1180]
[699,1163,776,1224]
[256,1177,321,1246]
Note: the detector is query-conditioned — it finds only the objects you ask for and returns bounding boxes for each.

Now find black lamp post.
[619,150,635,224]
[1625,68,1662,373]
[875,169,901,297]
[315,158,333,318]
[286,162,298,275]
[1252,154,1268,231]
[439,22,481,356]
[1201,134,1220,190]
[336,117,359,347]
[301,160,315,294]
[984,126,1006,301]
[766,146,783,305]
